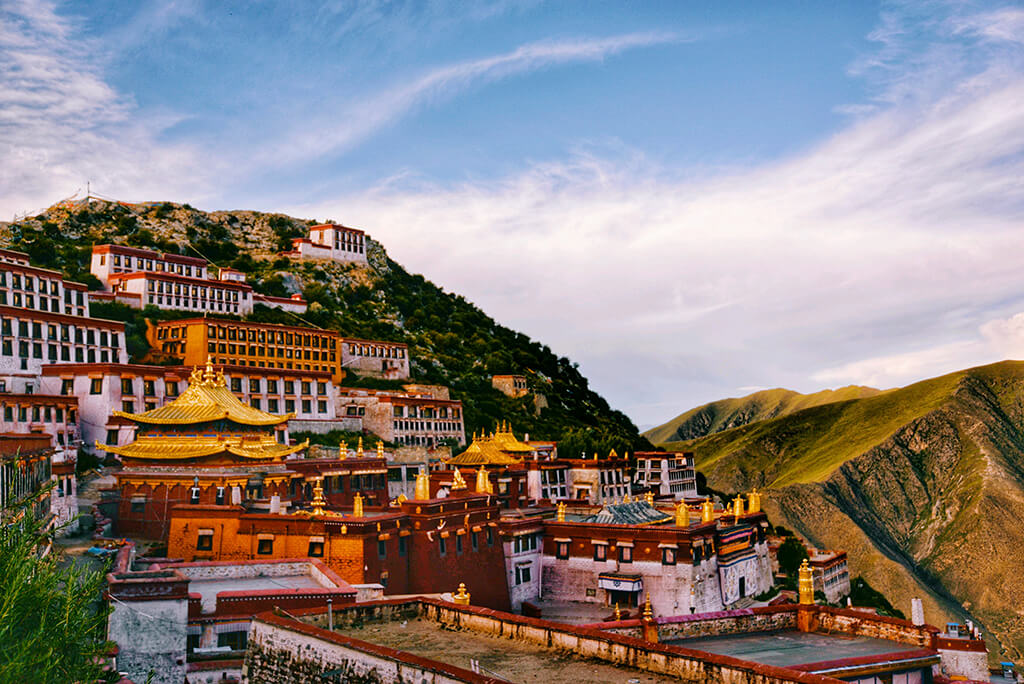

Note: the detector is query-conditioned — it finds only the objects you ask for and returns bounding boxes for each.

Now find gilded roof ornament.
[310,478,327,516]
[451,468,468,490]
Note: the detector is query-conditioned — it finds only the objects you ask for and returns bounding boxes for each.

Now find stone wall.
[108,596,188,684]
[809,607,936,647]
[243,613,494,683]
[936,638,990,681]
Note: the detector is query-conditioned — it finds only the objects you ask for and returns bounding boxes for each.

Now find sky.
[2,1,1024,428]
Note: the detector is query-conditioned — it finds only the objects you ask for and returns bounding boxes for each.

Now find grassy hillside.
[0,199,649,454]
[654,361,1024,664]
[644,385,882,445]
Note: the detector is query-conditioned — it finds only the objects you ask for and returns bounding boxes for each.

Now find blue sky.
[3,1,1024,427]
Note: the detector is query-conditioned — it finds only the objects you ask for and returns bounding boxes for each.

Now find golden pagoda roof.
[113,359,293,426]
[97,434,306,461]
[446,422,535,466]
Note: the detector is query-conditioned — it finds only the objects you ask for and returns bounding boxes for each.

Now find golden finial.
[357,436,364,458]
[642,593,653,620]
[701,497,714,523]
[609,448,618,459]
[453,582,470,606]
[748,487,762,513]
[339,440,347,460]
[396,493,408,504]
[451,469,467,490]
[202,357,218,385]
[310,478,326,516]
[352,492,364,518]
[799,558,814,605]
[614,603,621,621]
[623,493,632,503]
[593,452,598,461]
[556,502,566,522]
[675,500,690,527]
[475,466,488,494]
[414,471,430,500]
[377,440,384,458]
[733,495,745,522]
[644,490,654,505]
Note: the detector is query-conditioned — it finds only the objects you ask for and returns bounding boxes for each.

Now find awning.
[598,574,643,592]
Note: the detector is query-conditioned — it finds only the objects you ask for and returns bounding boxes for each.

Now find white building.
[288,224,368,264]
[500,517,544,611]
[634,451,698,500]
[90,244,208,289]
[340,338,410,379]
[109,272,255,316]
[0,249,90,317]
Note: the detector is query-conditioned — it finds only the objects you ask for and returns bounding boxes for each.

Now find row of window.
[145,294,241,313]
[229,377,328,395]
[0,318,120,346]
[554,541,680,566]
[206,342,336,363]
[345,343,405,359]
[0,290,86,316]
[599,469,627,485]
[392,420,463,433]
[2,404,72,424]
[102,252,204,278]
[391,405,460,419]
[4,340,119,364]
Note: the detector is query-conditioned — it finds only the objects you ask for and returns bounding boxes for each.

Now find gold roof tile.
[114,359,292,427]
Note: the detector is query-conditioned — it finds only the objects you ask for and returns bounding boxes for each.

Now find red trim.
[788,649,939,672]
[109,271,252,292]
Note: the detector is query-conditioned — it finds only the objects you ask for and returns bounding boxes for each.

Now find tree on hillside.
[0,492,116,683]
[777,535,809,578]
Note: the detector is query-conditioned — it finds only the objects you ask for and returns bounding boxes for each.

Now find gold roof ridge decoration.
[446,420,533,467]
[112,357,294,426]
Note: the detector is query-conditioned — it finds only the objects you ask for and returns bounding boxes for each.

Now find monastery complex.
[0,225,998,684]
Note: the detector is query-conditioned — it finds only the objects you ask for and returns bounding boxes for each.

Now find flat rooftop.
[189,575,322,613]
[336,618,679,683]
[666,630,912,669]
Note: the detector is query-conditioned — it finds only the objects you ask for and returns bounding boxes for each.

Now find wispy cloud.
[270,31,683,164]
[293,3,1024,421]
[0,0,213,217]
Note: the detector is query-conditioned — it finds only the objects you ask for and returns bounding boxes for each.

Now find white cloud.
[292,5,1024,423]
[267,31,683,164]
[0,0,213,218]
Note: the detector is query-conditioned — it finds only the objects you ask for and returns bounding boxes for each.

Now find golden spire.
[733,495,745,523]
[414,471,430,500]
[623,493,632,503]
[339,440,347,460]
[352,492,364,518]
[451,468,468,490]
[701,497,714,523]
[593,452,598,461]
[613,603,621,621]
[799,558,815,605]
[555,501,566,522]
[675,500,690,527]
[453,582,470,606]
[644,490,654,505]
[377,440,384,458]
[642,593,653,620]
[310,478,327,516]
[357,436,364,458]
[475,466,488,494]
[609,448,618,459]
[748,487,762,513]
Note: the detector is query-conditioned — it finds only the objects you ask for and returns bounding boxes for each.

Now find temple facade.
[98,360,308,538]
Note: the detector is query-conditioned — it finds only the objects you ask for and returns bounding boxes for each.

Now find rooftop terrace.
[666,630,913,669]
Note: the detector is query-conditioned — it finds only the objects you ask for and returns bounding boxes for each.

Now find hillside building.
[808,549,851,604]
[0,306,127,382]
[492,374,528,397]
[634,450,698,500]
[148,318,342,380]
[340,387,466,447]
[90,244,307,315]
[286,223,368,264]
[340,337,409,379]
[0,433,53,522]
[0,248,90,316]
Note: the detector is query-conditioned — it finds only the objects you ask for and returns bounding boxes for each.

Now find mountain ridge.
[643,385,884,445]
[650,360,1024,663]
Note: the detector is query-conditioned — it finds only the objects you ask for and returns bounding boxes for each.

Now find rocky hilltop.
[654,361,1024,663]
[644,385,882,443]
[0,199,647,454]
